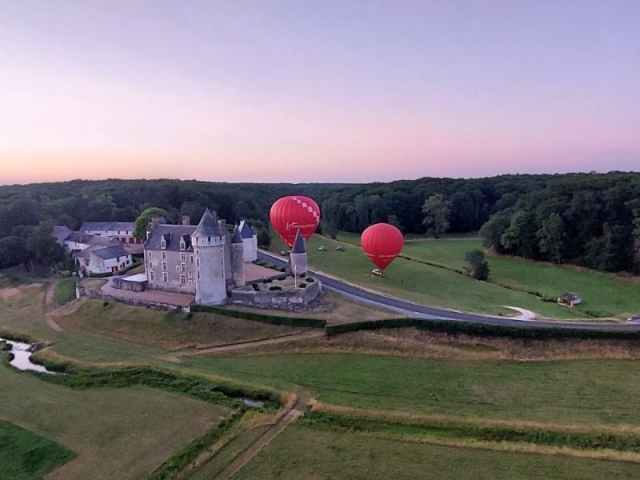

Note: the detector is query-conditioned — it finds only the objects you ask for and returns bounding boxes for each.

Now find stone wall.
[230,279,322,311]
[76,285,190,312]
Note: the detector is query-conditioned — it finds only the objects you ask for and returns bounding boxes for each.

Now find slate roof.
[145,225,196,251]
[66,232,96,245]
[193,209,224,237]
[92,243,130,260]
[52,225,72,244]
[239,220,256,239]
[80,222,135,233]
[231,227,243,244]
[291,230,306,254]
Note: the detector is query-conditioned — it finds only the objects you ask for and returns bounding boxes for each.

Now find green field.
[0,420,76,480]
[53,278,78,306]
[233,423,640,480]
[272,234,640,319]
[182,354,640,426]
[0,364,230,480]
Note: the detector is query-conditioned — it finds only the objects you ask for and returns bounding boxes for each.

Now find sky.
[1,0,639,184]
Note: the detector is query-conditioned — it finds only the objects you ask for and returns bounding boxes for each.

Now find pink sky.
[1,1,638,184]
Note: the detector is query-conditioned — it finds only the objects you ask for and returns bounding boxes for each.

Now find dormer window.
[161,239,166,249]
[180,240,185,251]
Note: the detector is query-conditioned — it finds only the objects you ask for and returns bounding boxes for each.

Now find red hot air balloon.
[269,195,321,247]
[361,223,404,270]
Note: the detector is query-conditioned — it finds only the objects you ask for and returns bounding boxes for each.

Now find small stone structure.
[76,284,189,312]
[558,292,582,307]
[230,279,322,311]
[112,273,148,292]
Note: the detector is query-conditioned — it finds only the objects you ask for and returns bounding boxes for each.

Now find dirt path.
[169,331,325,359]
[215,394,310,479]
[44,281,64,332]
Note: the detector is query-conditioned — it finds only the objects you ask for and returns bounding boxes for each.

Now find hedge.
[324,318,640,341]
[191,304,326,328]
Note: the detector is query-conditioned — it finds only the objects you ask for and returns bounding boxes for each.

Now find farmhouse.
[53,225,133,276]
[80,221,143,253]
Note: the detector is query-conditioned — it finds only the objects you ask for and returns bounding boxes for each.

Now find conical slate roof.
[193,209,223,237]
[291,230,306,254]
[231,226,243,244]
[239,220,255,239]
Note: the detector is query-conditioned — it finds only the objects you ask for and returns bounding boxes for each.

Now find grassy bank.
[233,423,640,480]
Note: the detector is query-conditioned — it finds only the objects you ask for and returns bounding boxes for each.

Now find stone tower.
[239,220,258,262]
[192,209,227,305]
[230,227,245,288]
[289,229,307,276]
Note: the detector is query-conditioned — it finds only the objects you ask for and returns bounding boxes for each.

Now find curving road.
[258,251,640,331]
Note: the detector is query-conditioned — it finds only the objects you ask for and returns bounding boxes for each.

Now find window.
[197,271,200,279]
[162,272,168,282]
[150,271,155,281]
[180,274,186,285]
[181,263,186,273]
[148,251,152,259]
[190,255,194,264]
[176,265,180,272]
[148,261,152,269]
[161,251,167,261]
[188,280,193,285]
[196,258,200,268]
[188,272,193,279]
[180,241,185,251]
[161,239,166,249]
[180,253,186,262]
[162,261,167,271]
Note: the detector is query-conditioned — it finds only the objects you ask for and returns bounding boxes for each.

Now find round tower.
[192,209,227,305]
[289,229,308,276]
[230,226,245,288]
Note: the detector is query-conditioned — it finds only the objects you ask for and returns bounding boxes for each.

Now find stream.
[0,338,55,374]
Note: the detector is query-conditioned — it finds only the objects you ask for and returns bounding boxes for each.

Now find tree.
[500,210,538,258]
[26,223,67,271]
[537,212,566,263]
[465,249,490,280]
[421,194,451,239]
[133,207,170,240]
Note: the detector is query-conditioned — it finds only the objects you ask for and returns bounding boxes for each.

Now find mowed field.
[4,256,640,478]
[233,423,640,480]
[269,234,640,319]
[0,364,230,480]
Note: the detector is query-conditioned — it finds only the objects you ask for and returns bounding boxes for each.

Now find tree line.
[0,173,638,275]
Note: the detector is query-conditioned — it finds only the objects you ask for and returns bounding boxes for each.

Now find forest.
[0,172,638,274]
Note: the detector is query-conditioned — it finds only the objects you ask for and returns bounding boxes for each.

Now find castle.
[144,209,258,305]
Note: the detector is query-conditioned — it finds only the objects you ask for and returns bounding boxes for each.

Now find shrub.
[298,283,307,288]
[464,250,490,281]
[306,277,315,283]
[251,283,260,291]
[269,286,282,291]
[191,304,326,328]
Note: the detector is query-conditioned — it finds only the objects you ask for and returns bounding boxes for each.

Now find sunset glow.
[1,1,638,184]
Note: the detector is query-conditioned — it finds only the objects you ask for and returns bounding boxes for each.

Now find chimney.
[181,215,191,226]
[218,219,226,230]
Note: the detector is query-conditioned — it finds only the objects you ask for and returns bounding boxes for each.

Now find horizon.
[2,1,639,184]
[1,168,637,188]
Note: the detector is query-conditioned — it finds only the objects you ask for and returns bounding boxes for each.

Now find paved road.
[258,251,640,331]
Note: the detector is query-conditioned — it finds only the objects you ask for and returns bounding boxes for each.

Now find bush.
[298,283,307,288]
[191,304,326,328]
[251,283,260,291]
[269,286,282,291]
[464,250,490,281]
[324,318,640,341]
[306,277,315,283]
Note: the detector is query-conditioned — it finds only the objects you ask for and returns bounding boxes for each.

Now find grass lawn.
[0,364,231,480]
[53,278,78,306]
[56,299,306,350]
[0,283,63,341]
[183,354,640,426]
[0,419,76,480]
[233,423,640,480]
[270,234,640,319]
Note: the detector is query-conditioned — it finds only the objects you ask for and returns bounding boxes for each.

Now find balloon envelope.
[361,223,404,270]
[269,195,321,247]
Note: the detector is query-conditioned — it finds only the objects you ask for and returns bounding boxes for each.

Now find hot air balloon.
[269,195,321,247]
[361,223,404,271]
